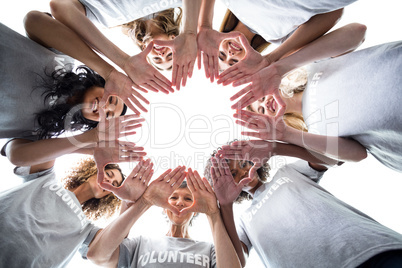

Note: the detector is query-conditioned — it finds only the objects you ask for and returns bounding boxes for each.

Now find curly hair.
[219,9,270,53]
[35,66,104,139]
[121,8,183,50]
[62,157,125,221]
[204,140,271,203]
[246,67,309,132]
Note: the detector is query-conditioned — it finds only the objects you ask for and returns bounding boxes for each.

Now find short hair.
[204,140,271,203]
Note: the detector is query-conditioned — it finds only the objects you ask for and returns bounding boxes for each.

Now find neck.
[244,180,264,198]
[233,21,255,43]
[166,223,191,239]
[73,182,95,204]
[283,91,304,115]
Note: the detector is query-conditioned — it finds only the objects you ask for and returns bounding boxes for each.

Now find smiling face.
[228,159,261,192]
[144,33,175,71]
[87,168,124,199]
[249,95,279,116]
[218,37,246,71]
[166,187,195,226]
[81,86,124,121]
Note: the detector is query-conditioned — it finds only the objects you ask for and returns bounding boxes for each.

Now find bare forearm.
[24,10,115,78]
[50,0,129,68]
[273,142,339,167]
[284,128,367,162]
[207,212,242,268]
[198,0,215,28]
[220,204,247,267]
[267,9,343,63]
[87,197,151,265]
[6,131,97,166]
[274,23,367,76]
[183,0,202,34]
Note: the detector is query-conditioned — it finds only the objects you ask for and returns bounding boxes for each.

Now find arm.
[180,169,242,268]
[210,156,251,267]
[230,23,367,109]
[87,167,186,266]
[265,9,344,63]
[50,0,173,95]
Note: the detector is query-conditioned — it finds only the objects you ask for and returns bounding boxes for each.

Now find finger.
[172,62,178,87]
[230,84,251,101]
[202,53,210,79]
[179,206,195,217]
[137,158,151,178]
[233,94,257,110]
[123,99,140,115]
[128,96,148,113]
[193,170,206,191]
[164,166,184,182]
[213,55,219,81]
[201,176,214,193]
[153,74,173,93]
[100,92,111,109]
[142,41,155,55]
[210,167,218,186]
[153,39,173,48]
[97,166,105,185]
[157,169,172,181]
[211,157,221,177]
[170,166,186,185]
[224,31,242,40]
[222,72,248,86]
[176,65,184,89]
[233,75,253,87]
[128,159,144,179]
[208,54,214,83]
[197,49,202,70]
[167,204,181,216]
[99,181,119,192]
[237,33,251,53]
[221,159,232,176]
[241,131,264,139]
[131,88,150,104]
[181,64,188,87]
[131,81,149,94]
[238,177,252,189]
[217,66,238,84]
[186,168,196,192]
[274,94,287,117]
[144,169,154,185]
[188,60,195,78]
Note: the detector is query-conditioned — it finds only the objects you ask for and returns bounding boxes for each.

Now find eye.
[240,161,247,168]
[112,181,119,187]
[219,51,225,61]
[185,198,193,201]
[152,57,162,63]
[231,172,236,178]
[109,96,113,104]
[169,196,177,200]
[258,107,265,114]
[167,52,173,60]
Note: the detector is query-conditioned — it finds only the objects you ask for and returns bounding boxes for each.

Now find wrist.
[74,130,98,148]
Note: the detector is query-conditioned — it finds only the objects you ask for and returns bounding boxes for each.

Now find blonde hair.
[247,68,309,132]
[219,9,270,53]
[62,157,123,221]
[121,8,183,50]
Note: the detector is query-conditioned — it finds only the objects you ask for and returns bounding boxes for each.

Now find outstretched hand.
[100,159,154,202]
[101,69,150,115]
[234,109,287,141]
[94,140,146,185]
[95,109,144,142]
[217,34,270,86]
[153,33,197,90]
[197,27,241,82]
[122,41,174,94]
[180,168,219,217]
[210,156,252,206]
[230,64,286,110]
[218,140,275,179]
[142,166,187,215]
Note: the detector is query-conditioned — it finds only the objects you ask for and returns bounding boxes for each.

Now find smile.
[267,97,277,113]
[229,41,242,51]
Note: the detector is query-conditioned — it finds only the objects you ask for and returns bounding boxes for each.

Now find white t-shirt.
[79,0,182,28]
[302,41,402,172]
[0,166,96,267]
[220,0,357,44]
[237,160,402,267]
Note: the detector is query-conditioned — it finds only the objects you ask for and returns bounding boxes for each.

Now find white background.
[1,0,402,267]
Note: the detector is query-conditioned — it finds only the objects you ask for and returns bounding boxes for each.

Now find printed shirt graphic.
[79,0,182,28]
[118,236,217,268]
[236,161,402,267]
[302,41,402,172]
[0,167,94,268]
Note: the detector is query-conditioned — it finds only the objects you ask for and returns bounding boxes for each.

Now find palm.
[96,113,143,142]
[230,65,284,110]
[123,45,173,94]
[213,173,243,205]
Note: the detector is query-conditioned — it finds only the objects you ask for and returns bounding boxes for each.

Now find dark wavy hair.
[204,140,271,203]
[35,66,104,139]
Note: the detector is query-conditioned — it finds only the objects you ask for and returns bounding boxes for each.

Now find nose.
[228,49,235,56]
[175,197,185,207]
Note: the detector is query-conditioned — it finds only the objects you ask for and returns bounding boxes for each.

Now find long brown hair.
[62,157,124,221]
[121,8,183,50]
[219,9,270,53]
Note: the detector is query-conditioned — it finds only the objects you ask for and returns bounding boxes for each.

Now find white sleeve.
[236,219,252,255]
[276,160,326,183]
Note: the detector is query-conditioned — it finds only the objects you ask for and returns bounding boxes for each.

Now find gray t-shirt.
[237,160,402,267]
[302,41,402,172]
[0,166,96,267]
[0,23,75,140]
[220,0,357,44]
[118,236,217,268]
[79,0,182,28]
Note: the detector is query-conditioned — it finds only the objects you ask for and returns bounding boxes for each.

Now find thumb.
[167,204,181,216]
[153,39,173,49]
[248,164,260,179]
[99,93,109,110]
[237,32,252,53]
[142,41,155,55]
[238,177,252,189]
[223,31,242,40]
[99,181,117,192]
[179,206,196,217]
[97,167,106,185]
